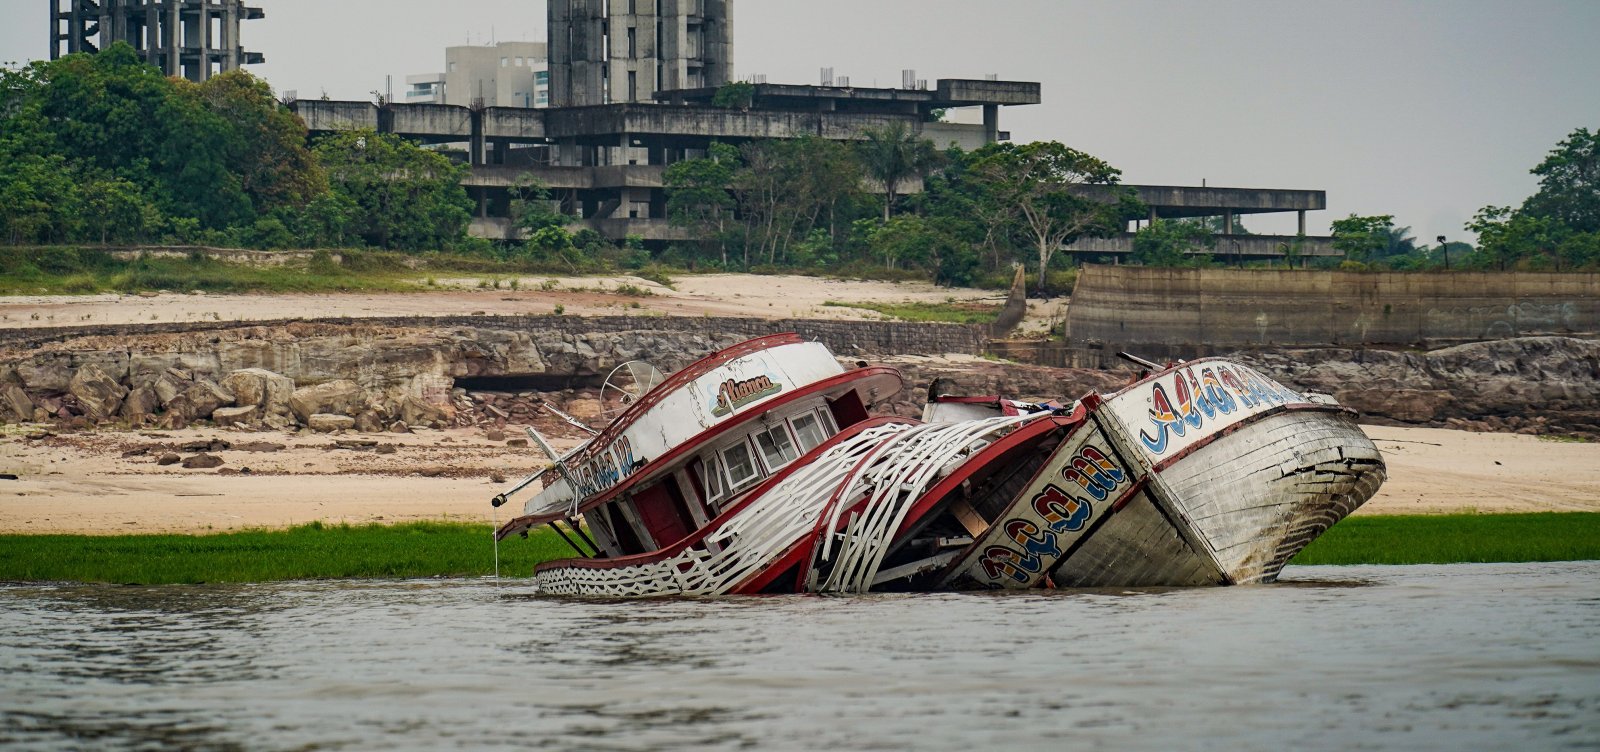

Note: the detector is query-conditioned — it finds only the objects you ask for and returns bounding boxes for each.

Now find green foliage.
[1130,220,1215,267]
[711,80,756,109]
[857,121,944,221]
[1292,513,1600,566]
[665,142,739,265]
[732,137,864,267]
[312,130,472,250]
[822,299,1003,324]
[1458,127,1600,271]
[0,523,573,584]
[967,141,1127,294]
[1330,214,1395,263]
[0,46,302,246]
[509,174,566,234]
[1522,127,1599,234]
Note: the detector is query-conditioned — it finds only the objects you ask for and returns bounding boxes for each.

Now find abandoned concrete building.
[405,41,551,108]
[44,0,1321,260]
[49,0,265,82]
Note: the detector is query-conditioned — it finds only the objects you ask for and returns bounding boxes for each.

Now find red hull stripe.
[497,365,903,538]
[531,416,917,573]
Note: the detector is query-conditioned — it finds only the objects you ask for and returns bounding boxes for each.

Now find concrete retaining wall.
[1066,264,1600,367]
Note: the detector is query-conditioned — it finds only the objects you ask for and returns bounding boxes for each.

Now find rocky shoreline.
[1,319,1597,441]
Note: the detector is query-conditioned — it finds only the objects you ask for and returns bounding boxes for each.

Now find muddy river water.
[2,562,1596,751]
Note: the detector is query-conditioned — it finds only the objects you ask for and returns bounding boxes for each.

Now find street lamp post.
[1437,235,1449,271]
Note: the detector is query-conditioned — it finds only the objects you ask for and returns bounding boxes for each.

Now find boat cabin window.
[790,412,827,453]
[722,441,760,491]
[694,456,725,508]
[753,423,799,470]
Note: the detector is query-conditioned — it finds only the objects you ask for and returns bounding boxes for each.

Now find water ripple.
[1,562,1597,751]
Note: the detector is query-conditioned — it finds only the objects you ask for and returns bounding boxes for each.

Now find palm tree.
[857,122,943,222]
[1378,225,1419,260]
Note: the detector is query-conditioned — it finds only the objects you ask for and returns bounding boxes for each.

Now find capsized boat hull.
[939,359,1386,589]
[522,351,1386,597]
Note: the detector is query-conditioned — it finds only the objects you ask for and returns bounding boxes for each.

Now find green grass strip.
[0,522,574,585]
[1293,512,1600,566]
[821,300,1003,324]
[3,514,1594,586]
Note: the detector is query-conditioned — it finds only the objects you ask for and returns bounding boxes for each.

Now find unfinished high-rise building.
[548,0,732,107]
[49,0,265,82]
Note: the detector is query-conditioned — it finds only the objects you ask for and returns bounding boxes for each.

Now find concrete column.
[469,109,485,167]
[198,4,211,80]
[1298,210,1306,236]
[223,1,238,70]
[146,4,161,67]
[1148,206,1157,224]
[982,104,999,144]
[1223,209,1233,235]
[167,1,180,77]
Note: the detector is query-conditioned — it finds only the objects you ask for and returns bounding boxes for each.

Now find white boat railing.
[535,413,1052,597]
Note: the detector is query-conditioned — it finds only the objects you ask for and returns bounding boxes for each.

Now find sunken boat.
[493,334,1386,596]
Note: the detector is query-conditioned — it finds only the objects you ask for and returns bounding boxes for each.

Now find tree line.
[661,122,1137,292]
[0,43,474,253]
[1328,127,1598,272]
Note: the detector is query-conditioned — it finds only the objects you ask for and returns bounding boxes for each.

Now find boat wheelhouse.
[494,335,1386,597]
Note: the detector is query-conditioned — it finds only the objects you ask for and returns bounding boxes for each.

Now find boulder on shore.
[0,384,35,423]
[181,452,225,469]
[222,368,295,417]
[184,379,235,421]
[290,380,368,423]
[212,404,260,427]
[153,368,194,406]
[68,364,128,421]
[307,413,356,433]
[119,386,159,421]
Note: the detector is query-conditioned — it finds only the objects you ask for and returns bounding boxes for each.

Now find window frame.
[788,410,827,454]
[752,421,799,472]
[720,439,760,492]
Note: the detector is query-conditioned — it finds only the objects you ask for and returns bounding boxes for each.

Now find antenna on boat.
[1116,352,1162,371]
[539,400,599,436]
[600,361,665,420]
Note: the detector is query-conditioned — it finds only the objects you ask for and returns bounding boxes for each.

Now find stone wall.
[0,316,988,429]
[1067,264,1600,367]
[0,315,988,360]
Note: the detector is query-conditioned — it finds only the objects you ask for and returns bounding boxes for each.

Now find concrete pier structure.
[49,0,265,82]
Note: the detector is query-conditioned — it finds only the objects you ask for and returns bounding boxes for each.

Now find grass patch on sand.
[0,522,574,585]
[1292,513,1600,566]
[822,299,1002,324]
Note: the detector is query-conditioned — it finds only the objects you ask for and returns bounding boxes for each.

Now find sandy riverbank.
[0,273,1060,334]
[1,423,1594,535]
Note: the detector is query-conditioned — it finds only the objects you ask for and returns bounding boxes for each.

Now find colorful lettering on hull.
[570,436,637,499]
[1137,363,1301,455]
[973,440,1126,587]
[710,374,783,417]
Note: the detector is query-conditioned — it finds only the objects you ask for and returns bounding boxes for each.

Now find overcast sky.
[4,0,1598,239]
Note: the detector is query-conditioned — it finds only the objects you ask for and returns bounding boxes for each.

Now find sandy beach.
[0,273,1061,335]
[1,423,1594,535]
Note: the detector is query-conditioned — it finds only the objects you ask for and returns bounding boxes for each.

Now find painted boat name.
[711,375,783,417]
[1138,364,1301,455]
